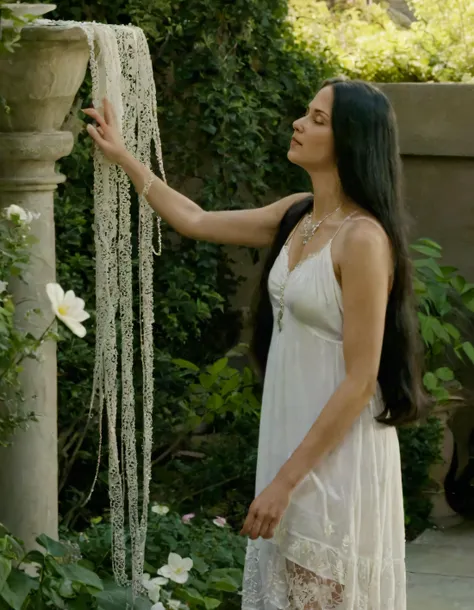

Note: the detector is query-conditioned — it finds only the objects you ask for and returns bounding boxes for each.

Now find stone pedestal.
[0,24,89,548]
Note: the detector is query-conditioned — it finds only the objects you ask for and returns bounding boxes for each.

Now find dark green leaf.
[36,535,68,558]
[413,258,444,278]
[58,564,103,591]
[1,568,38,610]
[0,557,11,591]
[173,359,199,372]
[204,597,221,610]
[462,342,474,364]
[423,372,438,391]
[209,358,228,376]
[410,244,441,258]
[434,367,454,382]
[94,585,151,610]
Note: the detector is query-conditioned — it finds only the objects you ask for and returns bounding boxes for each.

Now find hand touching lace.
[83,98,129,165]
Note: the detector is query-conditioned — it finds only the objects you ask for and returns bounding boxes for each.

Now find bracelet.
[140,171,157,199]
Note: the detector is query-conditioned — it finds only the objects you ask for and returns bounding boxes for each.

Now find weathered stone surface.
[0,24,89,549]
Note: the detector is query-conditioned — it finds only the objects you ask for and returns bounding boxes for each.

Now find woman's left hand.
[240,477,293,540]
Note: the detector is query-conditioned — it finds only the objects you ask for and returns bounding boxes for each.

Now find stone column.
[0,24,89,549]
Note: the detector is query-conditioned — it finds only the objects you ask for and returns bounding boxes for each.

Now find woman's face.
[288,85,336,172]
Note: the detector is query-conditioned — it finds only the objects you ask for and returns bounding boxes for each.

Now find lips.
[291,137,302,146]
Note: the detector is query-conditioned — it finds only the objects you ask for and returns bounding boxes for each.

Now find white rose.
[4,204,40,224]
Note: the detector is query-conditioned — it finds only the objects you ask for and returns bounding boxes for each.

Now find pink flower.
[213,516,227,528]
[181,513,195,524]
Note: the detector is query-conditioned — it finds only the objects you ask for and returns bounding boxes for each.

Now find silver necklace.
[277,205,342,332]
[301,205,342,246]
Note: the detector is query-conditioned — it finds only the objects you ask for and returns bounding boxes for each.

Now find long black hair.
[250,77,427,426]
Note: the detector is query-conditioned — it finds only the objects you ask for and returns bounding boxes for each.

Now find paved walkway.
[407,520,474,609]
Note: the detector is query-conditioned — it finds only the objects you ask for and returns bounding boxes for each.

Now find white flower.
[142,574,169,591]
[158,553,193,584]
[213,516,227,528]
[149,586,162,604]
[168,600,181,610]
[143,574,168,603]
[151,604,166,610]
[46,283,90,338]
[152,504,170,516]
[0,281,8,294]
[4,204,40,224]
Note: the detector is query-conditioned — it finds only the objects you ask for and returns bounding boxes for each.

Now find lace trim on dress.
[242,528,405,610]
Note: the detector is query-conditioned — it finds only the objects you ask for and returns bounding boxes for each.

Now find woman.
[84,77,426,610]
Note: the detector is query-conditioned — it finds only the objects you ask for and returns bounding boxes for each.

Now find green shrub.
[72,511,246,610]
[289,0,474,83]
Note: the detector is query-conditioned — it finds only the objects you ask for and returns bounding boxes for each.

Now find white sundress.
[242,216,406,610]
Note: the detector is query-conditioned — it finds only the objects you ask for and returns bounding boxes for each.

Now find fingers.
[82,107,108,131]
[249,517,263,541]
[259,517,276,540]
[240,504,266,541]
[240,513,253,538]
[86,123,104,144]
[103,97,117,126]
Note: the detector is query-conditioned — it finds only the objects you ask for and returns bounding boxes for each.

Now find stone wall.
[377,83,474,281]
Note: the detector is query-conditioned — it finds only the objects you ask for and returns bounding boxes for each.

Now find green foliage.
[399,417,443,540]
[0,5,37,55]
[289,0,474,82]
[0,211,40,447]
[397,238,474,538]
[0,524,150,610]
[70,512,246,609]
[412,238,474,403]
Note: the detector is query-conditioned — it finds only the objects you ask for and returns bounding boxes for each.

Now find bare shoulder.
[336,214,393,272]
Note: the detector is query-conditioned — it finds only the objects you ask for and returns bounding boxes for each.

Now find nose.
[292,116,304,132]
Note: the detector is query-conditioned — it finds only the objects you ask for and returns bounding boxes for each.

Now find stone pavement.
[406,520,474,610]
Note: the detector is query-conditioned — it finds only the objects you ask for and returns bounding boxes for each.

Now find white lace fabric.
[37,19,166,595]
[242,221,407,610]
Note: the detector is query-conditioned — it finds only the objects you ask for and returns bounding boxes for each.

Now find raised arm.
[83,98,310,248]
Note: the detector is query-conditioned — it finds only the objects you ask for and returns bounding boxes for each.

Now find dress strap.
[329,211,358,244]
[329,212,384,245]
